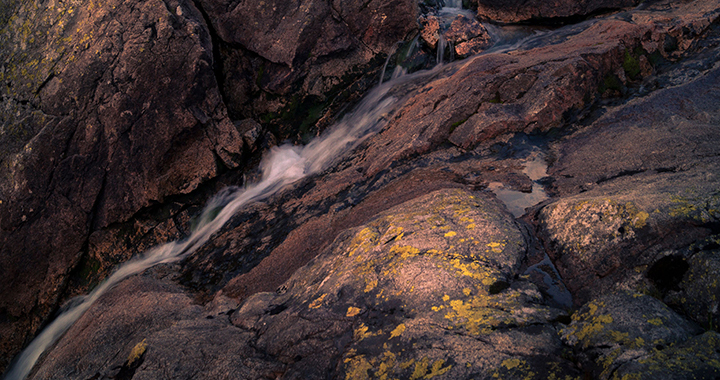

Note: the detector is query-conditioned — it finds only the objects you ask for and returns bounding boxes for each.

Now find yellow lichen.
[502,358,522,370]
[445,231,457,237]
[309,293,328,309]
[347,307,362,317]
[390,324,406,339]
[128,339,147,365]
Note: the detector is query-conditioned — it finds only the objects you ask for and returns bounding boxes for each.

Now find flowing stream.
[3,66,411,380]
[4,10,558,380]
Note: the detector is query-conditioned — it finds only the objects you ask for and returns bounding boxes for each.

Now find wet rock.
[561,290,703,379]
[470,0,640,23]
[0,0,244,369]
[443,14,492,58]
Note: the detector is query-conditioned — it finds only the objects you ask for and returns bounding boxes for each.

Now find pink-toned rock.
[470,0,641,23]
[443,14,492,57]
[420,14,441,49]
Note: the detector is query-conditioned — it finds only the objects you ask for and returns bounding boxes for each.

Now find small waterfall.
[437,34,447,65]
[442,0,463,9]
[4,20,560,380]
[4,72,409,380]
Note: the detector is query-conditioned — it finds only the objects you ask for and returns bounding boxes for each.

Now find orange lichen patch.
[347,307,362,317]
[309,293,328,309]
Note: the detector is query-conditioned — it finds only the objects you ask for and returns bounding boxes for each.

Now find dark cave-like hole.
[489,280,510,295]
[647,255,689,292]
[268,304,288,315]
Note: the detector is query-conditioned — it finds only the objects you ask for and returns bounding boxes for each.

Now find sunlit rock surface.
[28,189,580,379]
[470,0,641,23]
[3,0,720,378]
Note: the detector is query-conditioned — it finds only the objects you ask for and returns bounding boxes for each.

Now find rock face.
[470,0,641,23]
[198,0,418,137]
[4,0,720,378]
[28,189,581,380]
[0,0,417,372]
[0,0,244,370]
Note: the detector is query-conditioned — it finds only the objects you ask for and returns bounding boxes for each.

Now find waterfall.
[3,70,410,380]
[3,15,554,379]
[437,34,447,65]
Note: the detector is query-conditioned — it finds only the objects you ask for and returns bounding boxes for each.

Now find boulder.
[197,0,418,137]
[561,290,704,379]
[470,0,641,23]
[537,59,720,304]
[0,0,244,370]
[443,14,492,58]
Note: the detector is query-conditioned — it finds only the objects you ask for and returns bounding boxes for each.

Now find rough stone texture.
[613,331,720,380]
[30,189,580,380]
[537,55,720,304]
[198,0,418,137]
[0,0,246,370]
[664,236,720,330]
[561,290,705,379]
[5,0,720,378]
[443,14,492,58]
[470,0,641,23]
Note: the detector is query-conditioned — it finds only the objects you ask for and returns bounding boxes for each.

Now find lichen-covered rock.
[28,188,579,379]
[228,188,576,379]
[612,331,720,380]
[537,47,720,304]
[561,290,702,379]
[470,0,640,23]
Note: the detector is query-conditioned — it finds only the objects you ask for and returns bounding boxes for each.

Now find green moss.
[600,73,623,94]
[623,48,642,80]
[449,118,468,133]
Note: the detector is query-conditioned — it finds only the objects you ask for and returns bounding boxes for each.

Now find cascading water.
[2,69,410,380]
[4,6,555,379]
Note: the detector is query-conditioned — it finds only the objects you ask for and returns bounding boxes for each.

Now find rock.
[664,236,720,330]
[28,275,282,380]
[227,188,576,379]
[28,189,580,379]
[537,58,720,304]
[561,290,703,379]
[443,14,492,58]
[198,0,418,137]
[357,1,720,178]
[420,15,441,49]
[612,331,720,380]
[0,0,245,370]
[470,0,641,23]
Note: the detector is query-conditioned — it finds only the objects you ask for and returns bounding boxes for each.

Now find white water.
[4,8,563,379]
[3,69,408,380]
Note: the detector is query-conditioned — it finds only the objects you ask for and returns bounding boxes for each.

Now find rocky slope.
[3,0,720,378]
